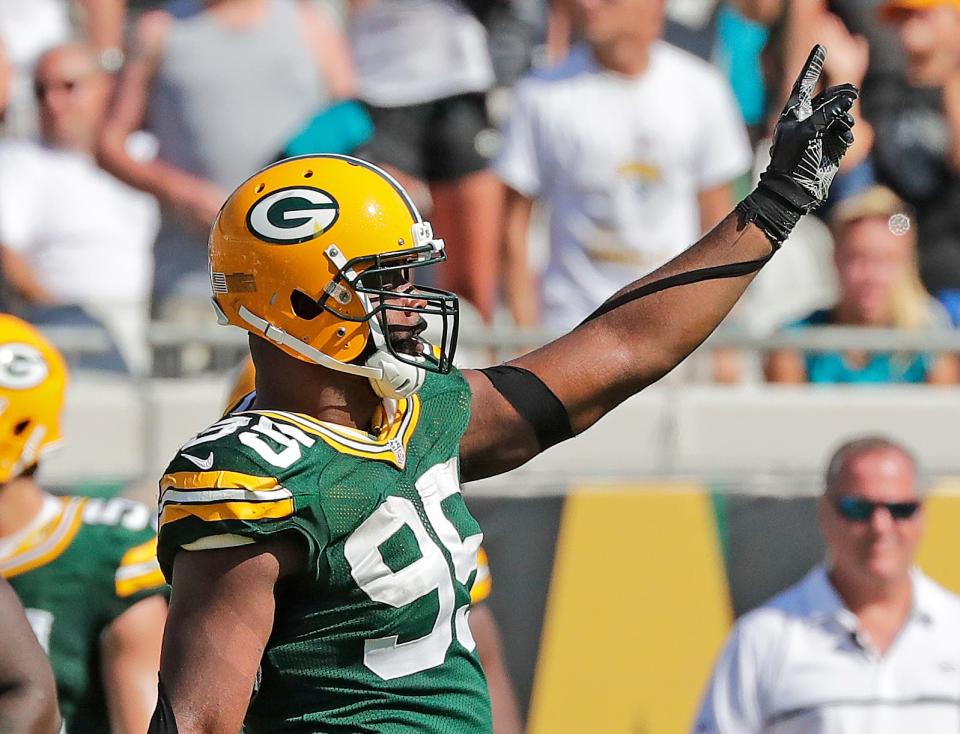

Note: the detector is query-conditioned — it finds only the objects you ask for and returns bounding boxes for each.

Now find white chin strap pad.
[365,351,426,399]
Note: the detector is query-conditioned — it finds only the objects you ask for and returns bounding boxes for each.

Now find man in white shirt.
[695,436,960,733]
[494,0,752,331]
[0,43,158,373]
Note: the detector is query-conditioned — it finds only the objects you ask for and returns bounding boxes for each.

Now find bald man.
[0,43,158,373]
[696,437,960,733]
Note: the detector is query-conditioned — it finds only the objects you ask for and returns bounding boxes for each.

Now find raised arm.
[502,188,540,328]
[0,579,59,734]
[149,538,301,733]
[97,11,226,230]
[460,46,858,481]
[297,0,357,100]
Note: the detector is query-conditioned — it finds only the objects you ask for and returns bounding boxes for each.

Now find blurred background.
[3,0,960,730]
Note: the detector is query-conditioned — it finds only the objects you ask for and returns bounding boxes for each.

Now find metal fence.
[39,321,960,376]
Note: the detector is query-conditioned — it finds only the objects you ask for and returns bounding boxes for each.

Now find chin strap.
[235,305,426,399]
[238,305,383,379]
[364,310,426,399]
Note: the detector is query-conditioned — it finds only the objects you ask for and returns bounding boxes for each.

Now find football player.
[0,315,169,733]
[152,47,857,732]
[225,362,523,733]
[0,577,59,733]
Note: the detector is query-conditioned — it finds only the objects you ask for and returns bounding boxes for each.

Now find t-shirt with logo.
[495,41,752,330]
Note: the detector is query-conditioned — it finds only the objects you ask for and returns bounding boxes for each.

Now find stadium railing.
[33,321,960,490]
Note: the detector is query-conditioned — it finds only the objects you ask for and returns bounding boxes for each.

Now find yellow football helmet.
[209,155,459,398]
[0,315,68,483]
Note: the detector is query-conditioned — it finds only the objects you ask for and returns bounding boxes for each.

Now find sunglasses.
[33,76,91,101]
[833,496,921,522]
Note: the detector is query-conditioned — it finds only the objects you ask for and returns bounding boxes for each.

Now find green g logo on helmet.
[0,344,50,390]
[246,187,340,244]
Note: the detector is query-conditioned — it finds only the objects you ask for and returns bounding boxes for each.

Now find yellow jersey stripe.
[470,574,492,604]
[119,537,159,568]
[260,395,421,446]
[115,555,166,598]
[400,396,421,445]
[160,471,283,492]
[255,406,421,469]
[159,498,295,527]
[116,568,167,598]
[0,498,86,578]
[254,411,393,451]
[471,547,492,604]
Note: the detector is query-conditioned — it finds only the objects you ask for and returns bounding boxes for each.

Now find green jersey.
[0,494,167,732]
[157,368,490,733]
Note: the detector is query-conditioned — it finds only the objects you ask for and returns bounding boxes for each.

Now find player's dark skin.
[161,213,776,733]
[0,578,60,734]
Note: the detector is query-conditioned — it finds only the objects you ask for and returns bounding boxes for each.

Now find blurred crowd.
[0,0,959,385]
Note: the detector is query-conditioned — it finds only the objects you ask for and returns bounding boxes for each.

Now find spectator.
[695,436,960,733]
[348,0,504,322]
[99,0,356,323]
[494,0,752,331]
[765,186,959,384]
[875,0,960,320]
[0,43,158,373]
[728,16,877,363]
[769,0,906,127]
[0,38,8,311]
[0,578,59,734]
[0,315,168,733]
[0,36,8,121]
[0,0,125,137]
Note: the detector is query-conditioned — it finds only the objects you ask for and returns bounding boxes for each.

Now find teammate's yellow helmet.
[209,155,459,398]
[0,316,68,483]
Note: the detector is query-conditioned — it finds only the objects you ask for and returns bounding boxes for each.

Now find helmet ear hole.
[13,419,30,436]
[291,290,324,321]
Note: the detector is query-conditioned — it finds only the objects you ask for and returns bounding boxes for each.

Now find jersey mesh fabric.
[2,496,166,732]
[158,368,491,733]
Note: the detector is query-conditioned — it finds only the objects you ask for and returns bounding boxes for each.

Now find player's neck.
[254,358,382,432]
[257,378,382,432]
[592,39,652,77]
[0,477,47,538]
[250,337,383,431]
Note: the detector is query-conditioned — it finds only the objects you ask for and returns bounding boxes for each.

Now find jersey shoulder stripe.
[159,470,294,529]
[0,497,86,578]
[470,546,492,604]
[158,413,333,581]
[115,537,166,598]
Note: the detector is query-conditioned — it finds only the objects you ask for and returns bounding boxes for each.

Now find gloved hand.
[737,45,859,248]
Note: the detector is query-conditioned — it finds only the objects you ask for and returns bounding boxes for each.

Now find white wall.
[42,375,960,495]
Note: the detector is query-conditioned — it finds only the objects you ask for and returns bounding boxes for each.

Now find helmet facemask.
[315,224,459,377]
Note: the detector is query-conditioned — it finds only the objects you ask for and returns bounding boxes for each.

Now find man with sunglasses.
[0,42,158,373]
[695,436,960,733]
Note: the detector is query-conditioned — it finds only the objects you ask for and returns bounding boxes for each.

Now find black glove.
[738,45,859,248]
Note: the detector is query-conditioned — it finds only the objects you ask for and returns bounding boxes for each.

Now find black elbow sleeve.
[478,365,573,450]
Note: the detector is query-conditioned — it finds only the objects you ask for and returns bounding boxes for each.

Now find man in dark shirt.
[878,0,960,316]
